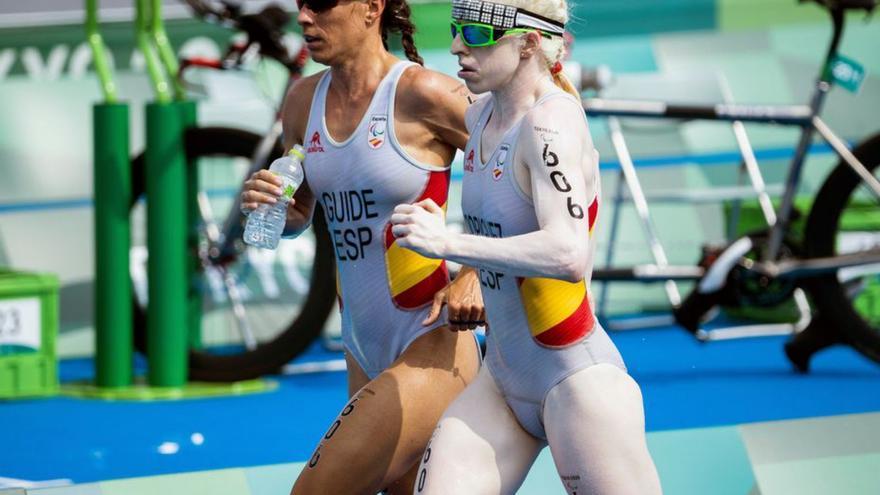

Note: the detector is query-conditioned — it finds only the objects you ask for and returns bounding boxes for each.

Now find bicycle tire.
[804,133,880,364]
[130,126,337,381]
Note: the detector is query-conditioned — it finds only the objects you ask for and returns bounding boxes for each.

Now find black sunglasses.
[296,0,341,13]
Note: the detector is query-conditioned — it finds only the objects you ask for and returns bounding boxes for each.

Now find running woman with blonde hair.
[241,1,484,493]
[391,1,662,493]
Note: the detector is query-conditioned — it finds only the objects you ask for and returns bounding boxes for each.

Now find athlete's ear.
[520,31,542,59]
[364,0,384,26]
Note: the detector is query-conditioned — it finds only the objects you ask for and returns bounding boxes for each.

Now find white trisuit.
[303,61,453,378]
[413,92,662,495]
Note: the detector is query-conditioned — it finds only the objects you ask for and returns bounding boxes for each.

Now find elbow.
[557,242,588,283]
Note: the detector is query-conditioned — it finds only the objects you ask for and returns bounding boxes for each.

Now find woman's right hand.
[241,169,285,215]
[241,169,314,232]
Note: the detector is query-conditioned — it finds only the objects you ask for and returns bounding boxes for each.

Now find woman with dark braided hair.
[240,1,483,493]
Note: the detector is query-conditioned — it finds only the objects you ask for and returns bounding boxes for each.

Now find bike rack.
[592,71,812,340]
[86,0,202,391]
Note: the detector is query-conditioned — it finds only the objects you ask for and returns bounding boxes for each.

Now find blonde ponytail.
[552,66,580,98]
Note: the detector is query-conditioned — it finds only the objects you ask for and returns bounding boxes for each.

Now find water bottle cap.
[288,145,305,160]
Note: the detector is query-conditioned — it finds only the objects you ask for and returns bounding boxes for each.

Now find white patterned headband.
[451,0,566,36]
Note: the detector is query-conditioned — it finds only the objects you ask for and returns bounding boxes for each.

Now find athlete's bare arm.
[396,67,486,330]
[397,67,473,154]
[391,98,598,282]
[240,73,323,237]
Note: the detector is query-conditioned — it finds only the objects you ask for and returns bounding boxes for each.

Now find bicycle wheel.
[130,127,337,381]
[804,133,880,364]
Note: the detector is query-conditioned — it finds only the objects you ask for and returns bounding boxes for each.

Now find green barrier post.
[138,0,187,387]
[150,0,199,349]
[145,102,188,387]
[177,100,201,349]
[88,0,133,388]
[93,104,132,387]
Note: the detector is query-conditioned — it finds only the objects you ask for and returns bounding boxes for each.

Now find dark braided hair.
[380,0,423,65]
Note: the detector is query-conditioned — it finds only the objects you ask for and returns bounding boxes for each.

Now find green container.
[0,270,59,398]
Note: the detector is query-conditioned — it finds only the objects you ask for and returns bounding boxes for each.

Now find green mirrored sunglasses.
[450,21,536,47]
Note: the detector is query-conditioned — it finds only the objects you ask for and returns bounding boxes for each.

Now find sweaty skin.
[391,95,598,283]
[237,2,485,494]
[399,10,662,493]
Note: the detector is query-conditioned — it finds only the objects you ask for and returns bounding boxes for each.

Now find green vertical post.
[146,102,188,387]
[177,100,201,349]
[93,104,132,388]
[88,0,132,387]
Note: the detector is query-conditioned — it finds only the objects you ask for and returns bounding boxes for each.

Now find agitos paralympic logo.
[368,115,387,149]
[307,131,325,153]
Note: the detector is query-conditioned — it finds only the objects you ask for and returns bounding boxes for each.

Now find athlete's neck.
[488,64,557,130]
[329,42,399,101]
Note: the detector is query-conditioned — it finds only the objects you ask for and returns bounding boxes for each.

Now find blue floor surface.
[1,324,878,484]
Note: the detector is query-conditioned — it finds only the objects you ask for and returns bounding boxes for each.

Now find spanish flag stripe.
[392,263,449,309]
[421,169,450,205]
[533,293,594,347]
[588,196,599,235]
[520,278,587,334]
[383,170,451,309]
[386,241,445,295]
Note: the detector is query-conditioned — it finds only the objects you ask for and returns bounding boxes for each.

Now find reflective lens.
[451,21,538,47]
[451,22,498,47]
[461,24,494,45]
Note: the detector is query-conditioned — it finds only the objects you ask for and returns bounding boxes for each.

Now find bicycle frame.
[585,5,880,285]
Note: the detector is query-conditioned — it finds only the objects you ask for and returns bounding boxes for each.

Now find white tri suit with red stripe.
[302,61,453,379]
[461,91,626,440]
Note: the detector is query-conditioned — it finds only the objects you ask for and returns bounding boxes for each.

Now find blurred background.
[0,1,879,493]
[2,0,878,357]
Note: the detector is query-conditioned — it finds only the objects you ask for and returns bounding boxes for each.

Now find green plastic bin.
[0,270,59,398]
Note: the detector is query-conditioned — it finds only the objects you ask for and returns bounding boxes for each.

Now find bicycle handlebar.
[180,0,306,74]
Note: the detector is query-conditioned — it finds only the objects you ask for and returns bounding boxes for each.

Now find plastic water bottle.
[243,145,305,249]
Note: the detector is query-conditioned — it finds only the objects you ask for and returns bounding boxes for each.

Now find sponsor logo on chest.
[464,149,475,173]
[307,131,325,153]
[368,115,387,149]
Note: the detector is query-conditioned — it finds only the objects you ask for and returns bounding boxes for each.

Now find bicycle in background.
[129,0,337,381]
[583,0,880,371]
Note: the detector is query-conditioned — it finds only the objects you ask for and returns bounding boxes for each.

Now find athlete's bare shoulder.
[281,70,327,146]
[522,93,589,145]
[396,64,473,151]
[397,65,473,112]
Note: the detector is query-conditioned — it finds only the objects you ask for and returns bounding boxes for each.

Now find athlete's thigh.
[292,328,479,495]
[543,364,662,495]
[381,326,481,486]
[415,366,544,495]
[346,352,370,397]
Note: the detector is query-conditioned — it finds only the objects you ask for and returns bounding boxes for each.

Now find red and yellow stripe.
[517,194,599,346]
[517,277,594,348]
[588,195,599,236]
[384,170,450,309]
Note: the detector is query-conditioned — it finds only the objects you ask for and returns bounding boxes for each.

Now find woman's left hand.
[422,267,486,331]
[390,199,450,259]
